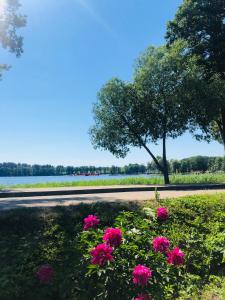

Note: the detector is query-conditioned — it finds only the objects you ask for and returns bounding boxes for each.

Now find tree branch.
[113,105,164,174]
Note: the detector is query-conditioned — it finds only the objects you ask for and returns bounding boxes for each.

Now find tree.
[166,0,225,147]
[170,159,181,173]
[90,41,195,184]
[110,165,119,175]
[122,164,146,175]
[166,0,225,78]
[0,0,26,77]
[56,165,65,175]
[66,166,75,175]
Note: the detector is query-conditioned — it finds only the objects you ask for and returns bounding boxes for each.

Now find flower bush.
[79,206,188,299]
[152,236,170,253]
[36,264,54,284]
[157,207,169,221]
[1,195,225,299]
[83,214,100,230]
[132,265,152,286]
[103,227,123,247]
[167,247,185,266]
[90,243,113,266]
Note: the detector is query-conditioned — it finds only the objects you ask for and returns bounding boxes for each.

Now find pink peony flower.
[90,243,113,266]
[36,264,54,284]
[103,227,123,247]
[135,294,152,300]
[132,265,152,286]
[157,207,169,221]
[167,247,185,266]
[83,214,100,230]
[152,236,170,253]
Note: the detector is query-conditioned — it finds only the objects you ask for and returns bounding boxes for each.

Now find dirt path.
[0,189,225,210]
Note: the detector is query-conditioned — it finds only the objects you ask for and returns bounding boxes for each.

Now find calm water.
[0,174,155,186]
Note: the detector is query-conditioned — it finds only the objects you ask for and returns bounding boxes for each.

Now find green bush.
[0,194,224,299]
[77,195,225,299]
[78,211,187,299]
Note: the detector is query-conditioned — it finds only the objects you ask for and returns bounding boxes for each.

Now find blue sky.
[0,0,223,166]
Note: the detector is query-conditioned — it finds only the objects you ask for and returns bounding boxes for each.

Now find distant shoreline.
[0,173,161,178]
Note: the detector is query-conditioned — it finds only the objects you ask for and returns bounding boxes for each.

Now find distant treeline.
[155,156,225,173]
[0,156,224,177]
[0,163,145,177]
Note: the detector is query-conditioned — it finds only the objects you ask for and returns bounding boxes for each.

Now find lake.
[0,174,156,186]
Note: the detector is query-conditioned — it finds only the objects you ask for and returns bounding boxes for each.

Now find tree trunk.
[141,143,164,174]
[162,136,170,184]
[221,110,225,172]
[221,109,225,151]
[117,111,168,182]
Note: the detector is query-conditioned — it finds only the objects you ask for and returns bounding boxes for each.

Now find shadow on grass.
[0,201,138,300]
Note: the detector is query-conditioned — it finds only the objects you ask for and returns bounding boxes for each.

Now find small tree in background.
[90,41,196,184]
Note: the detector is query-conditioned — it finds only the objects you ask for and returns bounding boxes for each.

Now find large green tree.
[0,0,26,77]
[166,0,225,147]
[90,41,195,184]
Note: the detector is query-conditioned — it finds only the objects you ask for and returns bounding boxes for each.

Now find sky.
[0,0,223,167]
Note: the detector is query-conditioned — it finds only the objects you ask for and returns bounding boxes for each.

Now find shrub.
[0,195,224,299]
[79,209,187,299]
[77,195,225,299]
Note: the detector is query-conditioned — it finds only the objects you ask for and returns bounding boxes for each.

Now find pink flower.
[83,215,100,230]
[132,265,152,286]
[135,294,152,300]
[167,247,185,266]
[36,264,54,284]
[103,227,122,247]
[152,236,170,253]
[90,243,113,266]
[157,207,169,221]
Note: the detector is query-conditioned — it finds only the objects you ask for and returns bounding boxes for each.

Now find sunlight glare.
[0,0,7,14]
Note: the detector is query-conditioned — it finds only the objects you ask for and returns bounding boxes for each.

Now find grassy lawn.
[0,193,224,299]
[1,173,225,189]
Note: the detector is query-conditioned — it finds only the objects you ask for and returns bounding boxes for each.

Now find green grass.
[10,176,164,188]
[171,173,225,184]
[1,173,225,189]
[0,193,225,299]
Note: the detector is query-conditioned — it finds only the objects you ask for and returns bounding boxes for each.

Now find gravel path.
[0,189,225,210]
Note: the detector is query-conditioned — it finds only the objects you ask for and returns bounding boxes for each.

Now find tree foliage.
[166,0,225,78]
[0,0,26,56]
[90,41,197,184]
[0,0,26,78]
[166,0,225,146]
[90,78,141,159]
[134,40,196,140]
